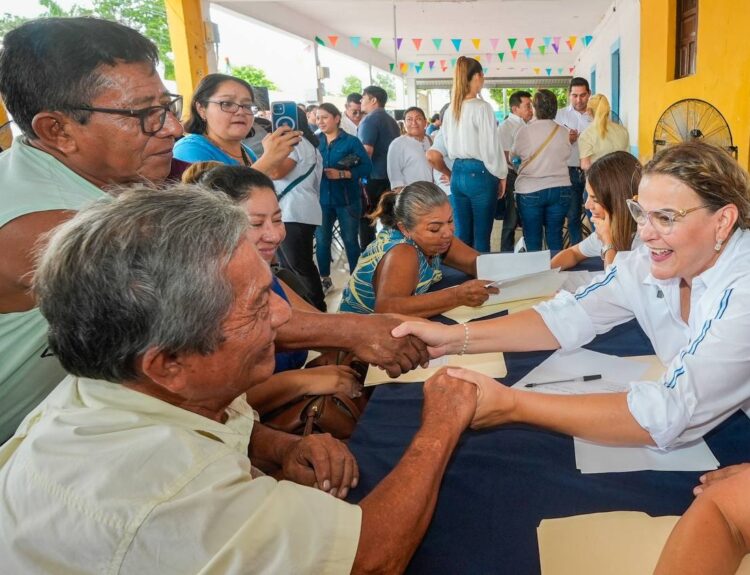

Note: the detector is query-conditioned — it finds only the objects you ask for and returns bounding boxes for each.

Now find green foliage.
[489,86,569,114]
[0,0,175,80]
[373,73,397,102]
[340,75,362,96]
[230,65,278,90]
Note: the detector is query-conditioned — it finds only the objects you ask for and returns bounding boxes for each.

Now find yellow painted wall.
[165,0,209,109]
[639,0,750,167]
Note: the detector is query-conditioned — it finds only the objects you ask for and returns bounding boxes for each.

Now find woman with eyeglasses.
[551,151,641,270]
[174,73,298,173]
[393,141,750,451]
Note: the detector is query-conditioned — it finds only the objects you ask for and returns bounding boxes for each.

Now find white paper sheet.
[560,270,599,293]
[364,352,506,386]
[483,269,567,305]
[513,348,650,394]
[441,297,548,323]
[477,250,551,281]
[573,437,719,473]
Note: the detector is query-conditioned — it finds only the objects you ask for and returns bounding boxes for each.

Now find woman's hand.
[456,279,499,308]
[694,463,750,495]
[261,126,302,166]
[446,367,516,429]
[591,211,613,246]
[303,365,363,398]
[323,168,349,180]
[391,320,458,358]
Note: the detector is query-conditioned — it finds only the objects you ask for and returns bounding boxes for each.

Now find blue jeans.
[315,204,361,276]
[450,158,499,252]
[516,186,572,251]
[566,167,586,245]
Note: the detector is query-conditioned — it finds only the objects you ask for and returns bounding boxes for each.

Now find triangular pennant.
[525,37,534,49]
[485,53,493,62]
[428,60,435,70]
[524,47,531,59]
[415,63,423,74]
[389,63,395,72]
[371,37,382,48]
[545,68,552,76]
[432,38,442,50]
[396,37,403,50]
[552,42,560,54]
[408,62,414,71]
[440,59,447,68]
[471,38,481,50]
[553,36,562,46]
[565,39,573,51]
[533,67,541,75]
[482,66,488,74]
[450,58,457,67]
[539,45,546,55]
[327,35,338,47]
[474,55,481,61]
[583,35,593,47]
[543,36,552,48]
[490,38,499,51]
[568,35,577,49]
[569,66,575,73]
[412,38,422,50]
[497,52,505,62]
[350,36,360,48]
[557,67,563,75]
[400,62,408,73]
[314,36,326,46]
[511,50,518,60]
[451,38,462,51]
[508,38,517,49]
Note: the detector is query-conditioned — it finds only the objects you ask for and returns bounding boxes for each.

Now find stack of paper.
[364,351,506,386]
[476,251,566,305]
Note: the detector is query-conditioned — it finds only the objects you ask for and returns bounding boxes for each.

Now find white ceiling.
[214,0,616,79]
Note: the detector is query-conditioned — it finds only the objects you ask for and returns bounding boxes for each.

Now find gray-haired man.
[0,185,477,573]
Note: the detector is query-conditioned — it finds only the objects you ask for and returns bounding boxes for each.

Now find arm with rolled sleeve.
[628,285,750,449]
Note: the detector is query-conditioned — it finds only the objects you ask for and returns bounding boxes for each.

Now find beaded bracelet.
[459,323,470,356]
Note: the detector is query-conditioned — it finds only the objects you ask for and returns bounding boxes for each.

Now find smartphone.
[271,101,298,131]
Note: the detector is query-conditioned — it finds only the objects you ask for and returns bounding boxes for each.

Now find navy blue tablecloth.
[347,260,750,574]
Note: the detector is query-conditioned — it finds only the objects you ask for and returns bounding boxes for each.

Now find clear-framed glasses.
[71,94,182,136]
[206,100,255,114]
[626,198,710,235]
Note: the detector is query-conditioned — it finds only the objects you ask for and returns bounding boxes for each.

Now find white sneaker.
[321,276,333,295]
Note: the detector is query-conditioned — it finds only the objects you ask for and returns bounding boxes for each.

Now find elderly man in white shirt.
[498,90,533,252]
[386,106,434,191]
[339,92,363,137]
[0,185,478,575]
[555,77,593,245]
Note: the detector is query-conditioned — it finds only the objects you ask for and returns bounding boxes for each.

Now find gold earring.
[714,238,724,252]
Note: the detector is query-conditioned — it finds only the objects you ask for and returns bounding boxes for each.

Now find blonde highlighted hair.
[450,56,483,126]
[587,93,612,139]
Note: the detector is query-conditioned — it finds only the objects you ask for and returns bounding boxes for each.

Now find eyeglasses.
[626,199,710,235]
[206,100,255,114]
[71,94,182,136]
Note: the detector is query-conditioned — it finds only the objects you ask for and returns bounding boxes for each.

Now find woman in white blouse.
[551,151,641,269]
[442,56,507,252]
[394,142,750,451]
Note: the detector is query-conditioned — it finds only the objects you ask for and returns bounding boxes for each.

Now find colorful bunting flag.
[545,68,552,76]
[396,37,403,50]
[552,42,559,54]
[508,38,517,49]
[371,37,382,48]
[429,60,435,70]
[327,35,338,47]
[349,36,360,48]
[525,37,534,49]
[451,58,457,67]
[568,35,577,49]
[543,36,551,48]
[569,66,575,73]
[400,62,408,73]
[511,50,518,60]
[473,55,481,62]
[412,38,422,50]
[533,67,541,75]
[497,52,505,62]
[583,35,593,47]
[408,62,414,71]
[482,66,488,74]
[490,38,499,51]
[539,45,546,55]
[432,38,442,50]
[314,36,325,46]
[440,59,447,72]
[557,67,563,75]
[451,38,462,51]
[565,39,573,51]
[523,47,531,59]
[389,63,395,72]
[471,38,481,50]
[485,53,493,62]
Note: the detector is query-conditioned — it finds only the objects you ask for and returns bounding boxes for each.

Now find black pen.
[524,374,602,388]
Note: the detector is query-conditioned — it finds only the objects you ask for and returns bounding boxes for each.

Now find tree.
[230,65,278,90]
[340,75,362,96]
[374,73,397,102]
[0,0,175,80]
[489,86,569,114]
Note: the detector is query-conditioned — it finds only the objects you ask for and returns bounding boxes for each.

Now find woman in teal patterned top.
[339,181,498,317]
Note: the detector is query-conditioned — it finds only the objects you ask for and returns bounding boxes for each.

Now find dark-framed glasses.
[71,94,183,136]
[626,198,710,235]
[206,100,255,114]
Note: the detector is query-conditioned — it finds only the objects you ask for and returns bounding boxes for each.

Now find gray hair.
[34,184,250,382]
[371,181,450,230]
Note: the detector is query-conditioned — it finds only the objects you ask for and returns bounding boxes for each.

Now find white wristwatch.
[600,243,615,260]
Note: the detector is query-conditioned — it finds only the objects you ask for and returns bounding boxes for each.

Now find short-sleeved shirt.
[274,138,323,226]
[386,135,433,189]
[357,107,400,180]
[0,138,108,442]
[338,228,443,314]
[577,123,630,163]
[511,119,571,194]
[0,375,361,574]
[555,105,593,167]
[577,232,641,258]
[173,133,258,165]
[498,113,526,152]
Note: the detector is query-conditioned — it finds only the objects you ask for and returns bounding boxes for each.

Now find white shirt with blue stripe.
[534,228,750,449]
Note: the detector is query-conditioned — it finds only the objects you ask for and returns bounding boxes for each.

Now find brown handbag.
[263,393,368,440]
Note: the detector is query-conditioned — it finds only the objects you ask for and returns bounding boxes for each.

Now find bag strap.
[277,163,316,203]
[517,124,560,175]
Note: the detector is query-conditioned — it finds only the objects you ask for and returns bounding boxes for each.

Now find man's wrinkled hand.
[423,368,478,430]
[281,433,359,499]
[352,314,430,377]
